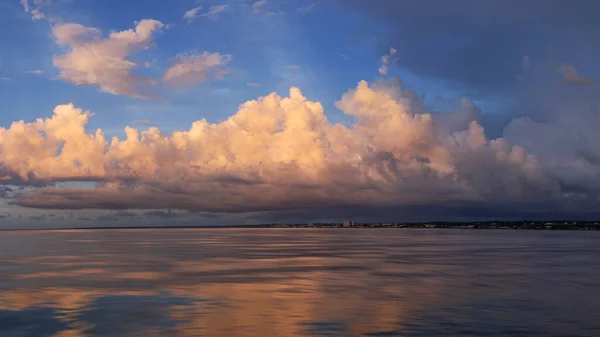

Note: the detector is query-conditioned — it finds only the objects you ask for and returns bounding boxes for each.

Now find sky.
[1,0,600,228]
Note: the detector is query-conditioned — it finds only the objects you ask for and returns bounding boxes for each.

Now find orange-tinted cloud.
[163,52,232,86]
[52,20,165,98]
[1,78,565,214]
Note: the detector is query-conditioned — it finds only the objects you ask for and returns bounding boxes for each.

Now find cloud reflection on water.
[0,229,599,336]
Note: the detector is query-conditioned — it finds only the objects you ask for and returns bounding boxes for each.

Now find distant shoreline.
[1,221,599,231]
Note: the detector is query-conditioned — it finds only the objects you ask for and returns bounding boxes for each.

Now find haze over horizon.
[2,0,600,228]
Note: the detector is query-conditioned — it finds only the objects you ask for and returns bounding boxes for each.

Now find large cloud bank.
[1,78,598,217]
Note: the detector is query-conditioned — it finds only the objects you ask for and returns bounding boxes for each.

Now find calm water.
[1,229,599,337]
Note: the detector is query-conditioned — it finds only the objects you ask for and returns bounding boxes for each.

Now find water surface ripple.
[1,228,599,336]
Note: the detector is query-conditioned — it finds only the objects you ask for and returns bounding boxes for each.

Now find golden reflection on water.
[1,259,435,336]
[1,229,599,336]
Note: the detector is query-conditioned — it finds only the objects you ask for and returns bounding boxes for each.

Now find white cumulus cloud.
[52,20,165,98]
[0,78,575,217]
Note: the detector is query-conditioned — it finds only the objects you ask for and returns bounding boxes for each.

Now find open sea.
[1,228,599,337]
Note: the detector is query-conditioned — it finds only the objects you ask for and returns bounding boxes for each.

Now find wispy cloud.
[20,0,49,21]
[26,69,44,75]
[517,55,531,82]
[252,0,278,16]
[246,82,264,87]
[203,5,230,20]
[183,6,202,23]
[163,51,232,86]
[297,4,316,14]
[522,55,531,69]
[378,47,397,75]
[287,65,300,70]
[557,63,599,86]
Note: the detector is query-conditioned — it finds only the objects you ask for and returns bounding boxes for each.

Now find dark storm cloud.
[336,0,600,95]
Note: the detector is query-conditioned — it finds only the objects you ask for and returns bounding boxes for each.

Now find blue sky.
[1,0,600,227]
[0,0,472,136]
[3,1,355,128]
